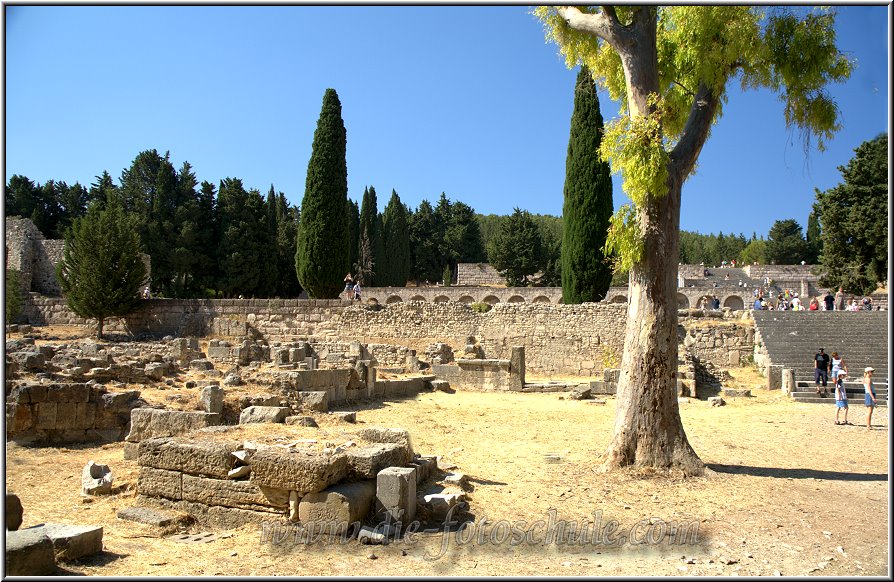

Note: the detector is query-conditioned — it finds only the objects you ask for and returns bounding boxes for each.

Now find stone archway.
[410,295,426,302]
[507,295,525,303]
[723,295,745,310]
[533,295,551,304]
[677,293,690,308]
[434,295,450,303]
[482,295,499,305]
[385,295,403,304]
[458,295,474,304]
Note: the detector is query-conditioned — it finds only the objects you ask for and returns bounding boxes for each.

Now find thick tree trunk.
[599,174,704,476]
[97,318,104,340]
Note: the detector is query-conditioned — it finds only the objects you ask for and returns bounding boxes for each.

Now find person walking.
[834,369,849,425]
[834,286,845,311]
[863,367,877,429]
[814,348,830,396]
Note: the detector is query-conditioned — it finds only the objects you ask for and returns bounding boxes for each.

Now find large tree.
[296,88,350,298]
[537,6,850,474]
[766,219,809,265]
[380,190,411,287]
[56,198,147,339]
[358,186,383,285]
[815,133,888,295]
[561,66,614,303]
[488,207,544,287]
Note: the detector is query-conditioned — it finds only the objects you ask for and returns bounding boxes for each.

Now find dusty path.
[6,383,889,576]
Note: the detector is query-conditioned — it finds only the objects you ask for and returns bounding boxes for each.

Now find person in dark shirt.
[823,290,835,311]
[814,348,831,396]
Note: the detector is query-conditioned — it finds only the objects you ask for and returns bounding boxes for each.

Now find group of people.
[343,273,361,301]
[814,347,878,428]
[752,287,876,311]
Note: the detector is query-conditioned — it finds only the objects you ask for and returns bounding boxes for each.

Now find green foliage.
[359,186,383,285]
[408,200,441,283]
[56,199,147,339]
[766,219,809,265]
[273,191,302,298]
[442,264,453,287]
[346,199,360,279]
[815,133,888,295]
[296,88,350,298]
[562,66,614,303]
[216,179,273,298]
[380,191,411,287]
[488,208,544,287]
[805,209,822,264]
[471,301,492,313]
[738,239,767,266]
[6,269,23,322]
[444,201,487,267]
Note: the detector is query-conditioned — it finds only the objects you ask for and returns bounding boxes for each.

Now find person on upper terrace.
[808,297,819,311]
[835,287,845,311]
[862,297,873,311]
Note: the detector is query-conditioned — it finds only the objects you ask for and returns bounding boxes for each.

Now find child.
[834,370,848,425]
[863,367,877,429]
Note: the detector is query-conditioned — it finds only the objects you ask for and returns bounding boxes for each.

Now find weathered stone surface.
[199,385,224,414]
[6,493,23,530]
[40,523,104,561]
[296,391,329,412]
[248,448,348,494]
[357,525,386,545]
[138,437,239,478]
[82,460,113,495]
[138,466,183,500]
[570,386,592,400]
[376,466,416,523]
[5,527,56,575]
[239,406,290,425]
[722,388,751,398]
[126,408,221,442]
[285,416,318,427]
[116,506,180,527]
[298,480,376,534]
[708,396,725,407]
[146,497,274,530]
[180,473,290,510]
[422,492,465,521]
[356,427,411,447]
[331,411,356,423]
[410,456,437,485]
[345,443,414,479]
[123,442,140,460]
[189,359,215,371]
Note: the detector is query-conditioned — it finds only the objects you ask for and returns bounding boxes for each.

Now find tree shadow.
[707,463,888,481]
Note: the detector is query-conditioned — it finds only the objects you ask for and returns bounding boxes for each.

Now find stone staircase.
[752,310,888,405]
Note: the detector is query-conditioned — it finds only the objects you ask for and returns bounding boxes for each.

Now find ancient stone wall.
[455,263,504,286]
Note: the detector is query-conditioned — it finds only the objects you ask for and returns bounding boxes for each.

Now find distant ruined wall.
[455,263,504,286]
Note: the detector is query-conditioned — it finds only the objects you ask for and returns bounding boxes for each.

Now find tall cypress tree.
[358,186,382,285]
[561,66,614,304]
[346,198,360,278]
[296,88,349,298]
[381,190,411,287]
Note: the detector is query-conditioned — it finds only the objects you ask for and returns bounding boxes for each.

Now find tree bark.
[97,318,104,340]
[599,171,704,476]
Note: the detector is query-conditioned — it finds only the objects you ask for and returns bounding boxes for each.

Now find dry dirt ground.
[4,326,890,577]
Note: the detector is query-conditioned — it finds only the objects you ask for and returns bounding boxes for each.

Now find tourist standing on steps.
[823,290,835,311]
[834,369,849,425]
[814,348,830,396]
[834,286,845,311]
[863,367,877,428]
[343,273,354,300]
[830,351,847,385]
[352,281,361,301]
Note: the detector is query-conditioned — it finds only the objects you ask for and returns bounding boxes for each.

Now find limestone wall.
[455,263,504,286]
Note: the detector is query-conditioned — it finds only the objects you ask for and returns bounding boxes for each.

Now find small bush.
[471,302,492,313]
[6,269,23,322]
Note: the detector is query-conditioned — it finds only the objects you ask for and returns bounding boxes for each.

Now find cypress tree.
[346,198,360,279]
[359,186,382,286]
[296,88,349,298]
[381,190,411,287]
[56,198,147,339]
[561,66,613,304]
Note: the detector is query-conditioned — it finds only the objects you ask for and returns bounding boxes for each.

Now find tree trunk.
[600,173,704,476]
[97,318,104,340]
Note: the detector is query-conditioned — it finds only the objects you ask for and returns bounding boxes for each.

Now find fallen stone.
[422,492,465,520]
[708,396,725,407]
[228,466,251,480]
[296,391,329,412]
[126,408,222,442]
[357,525,386,545]
[356,427,412,447]
[331,411,356,423]
[298,480,376,535]
[82,460,114,495]
[570,386,592,400]
[285,416,318,427]
[181,473,289,510]
[6,493,23,530]
[223,374,243,386]
[5,527,56,575]
[116,506,181,527]
[189,359,215,371]
[40,523,104,561]
[239,406,290,425]
[376,466,416,523]
[722,388,751,398]
[429,380,454,393]
[443,472,468,489]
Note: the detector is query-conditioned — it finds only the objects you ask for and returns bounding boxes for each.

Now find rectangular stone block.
[767,364,783,391]
[138,466,183,500]
[346,443,413,479]
[74,402,97,429]
[126,408,221,442]
[138,437,240,478]
[5,527,56,575]
[40,523,103,561]
[298,480,376,534]
[116,506,180,527]
[34,402,57,430]
[6,403,34,433]
[45,384,91,403]
[53,403,79,430]
[248,448,348,494]
[123,442,140,460]
[181,473,290,510]
[239,406,290,425]
[376,466,416,523]
[296,391,329,412]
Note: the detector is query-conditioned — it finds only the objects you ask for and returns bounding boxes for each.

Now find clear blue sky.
[4,5,889,238]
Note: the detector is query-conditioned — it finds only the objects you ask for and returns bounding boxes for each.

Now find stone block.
[570,386,591,400]
[331,411,356,423]
[82,460,113,495]
[767,364,783,391]
[189,359,215,371]
[346,443,414,480]
[239,406,290,425]
[422,492,465,521]
[722,388,751,398]
[6,493,23,531]
[298,480,376,535]
[99,390,142,413]
[5,527,56,575]
[708,396,725,407]
[123,442,140,460]
[116,506,180,527]
[410,456,437,485]
[6,402,34,433]
[74,402,97,429]
[45,383,91,403]
[34,402,57,429]
[40,523,103,561]
[285,416,318,427]
[296,391,329,412]
[356,427,412,448]
[181,473,289,510]
[781,368,796,395]
[144,362,168,381]
[248,448,348,494]
[376,466,416,523]
[199,385,224,414]
[126,408,221,442]
[138,466,183,500]
[138,437,239,478]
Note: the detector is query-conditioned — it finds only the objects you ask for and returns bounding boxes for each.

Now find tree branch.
[556,6,629,48]
[670,83,721,178]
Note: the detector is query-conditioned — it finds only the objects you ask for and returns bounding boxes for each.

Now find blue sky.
[4,5,889,238]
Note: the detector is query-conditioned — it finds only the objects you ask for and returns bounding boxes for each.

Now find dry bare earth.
[4,327,890,576]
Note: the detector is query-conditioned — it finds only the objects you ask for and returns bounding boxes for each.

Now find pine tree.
[489,207,544,287]
[766,219,809,265]
[409,200,440,283]
[217,178,269,297]
[56,198,147,339]
[275,192,302,297]
[381,190,411,286]
[296,88,350,298]
[561,66,613,304]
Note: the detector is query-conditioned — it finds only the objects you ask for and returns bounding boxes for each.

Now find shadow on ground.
[707,463,888,481]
